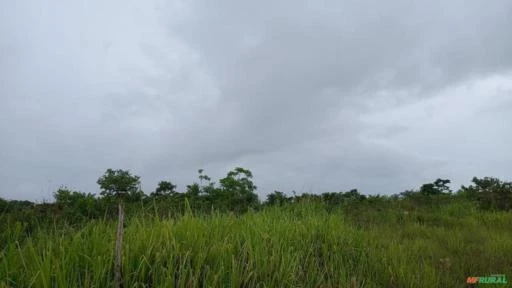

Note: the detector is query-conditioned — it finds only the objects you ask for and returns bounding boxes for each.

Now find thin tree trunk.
[115,201,125,288]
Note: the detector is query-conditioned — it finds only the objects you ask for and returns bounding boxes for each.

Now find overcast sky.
[1,0,511,201]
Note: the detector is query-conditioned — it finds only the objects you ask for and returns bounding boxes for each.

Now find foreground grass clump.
[1,203,512,287]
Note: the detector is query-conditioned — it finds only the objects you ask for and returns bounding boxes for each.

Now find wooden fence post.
[115,201,125,288]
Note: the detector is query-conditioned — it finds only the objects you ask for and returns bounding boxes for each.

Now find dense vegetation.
[1,168,511,287]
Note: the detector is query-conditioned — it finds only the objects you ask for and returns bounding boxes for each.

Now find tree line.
[1,167,511,227]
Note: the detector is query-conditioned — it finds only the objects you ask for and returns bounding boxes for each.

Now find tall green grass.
[1,202,511,287]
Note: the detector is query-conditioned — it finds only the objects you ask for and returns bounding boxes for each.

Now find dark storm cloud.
[1,0,511,200]
[176,0,512,90]
[152,0,512,195]
[161,0,512,155]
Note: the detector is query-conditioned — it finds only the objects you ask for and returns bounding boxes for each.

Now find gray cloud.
[1,0,511,200]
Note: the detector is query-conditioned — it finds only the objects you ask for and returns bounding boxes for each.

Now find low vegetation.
[1,168,511,287]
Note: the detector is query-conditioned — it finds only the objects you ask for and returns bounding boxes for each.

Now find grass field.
[1,202,511,287]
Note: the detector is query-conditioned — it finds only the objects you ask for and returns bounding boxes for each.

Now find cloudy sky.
[1,0,511,201]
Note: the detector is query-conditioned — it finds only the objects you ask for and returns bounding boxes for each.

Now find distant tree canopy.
[150,181,177,198]
[420,179,452,196]
[218,167,259,212]
[48,172,512,213]
[458,177,512,211]
[266,191,289,206]
[399,178,452,199]
[53,186,99,220]
[54,186,95,206]
[2,167,511,229]
[97,169,141,201]
[182,167,260,213]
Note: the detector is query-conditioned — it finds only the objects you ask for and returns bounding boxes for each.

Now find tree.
[0,197,8,213]
[266,191,289,206]
[54,186,95,205]
[197,169,217,196]
[433,179,452,194]
[97,169,141,201]
[459,177,512,211]
[420,179,451,196]
[185,183,201,198]
[343,189,367,201]
[218,167,259,212]
[151,181,177,197]
[198,169,211,186]
[54,186,74,206]
[398,189,417,199]
[53,186,98,220]
[185,169,216,198]
[96,169,138,286]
